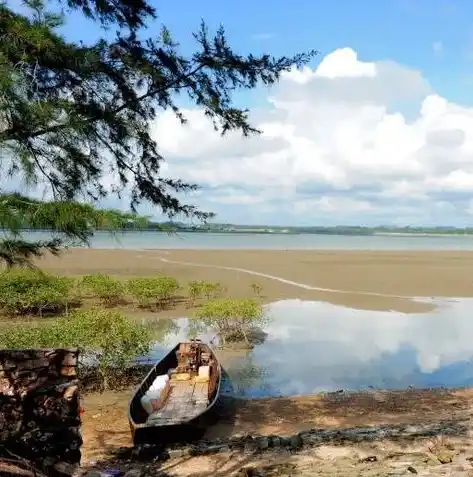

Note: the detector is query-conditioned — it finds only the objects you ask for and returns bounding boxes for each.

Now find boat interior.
[130,341,220,427]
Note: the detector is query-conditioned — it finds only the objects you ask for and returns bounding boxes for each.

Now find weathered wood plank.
[146,379,209,427]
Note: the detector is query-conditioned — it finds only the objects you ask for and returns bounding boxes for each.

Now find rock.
[359,455,377,463]
[131,444,164,461]
[124,470,142,477]
[407,466,418,474]
[270,437,281,448]
[102,469,121,477]
[205,444,229,454]
[188,445,202,456]
[422,454,440,466]
[436,451,454,464]
[257,437,269,450]
[236,469,254,477]
[114,447,131,459]
[85,472,102,477]
[289,434,303,450]
[280,437,291,447]
[299,432,317,447]
[229,438,245,450]
[168,448,185,458]
[244,442,258,454]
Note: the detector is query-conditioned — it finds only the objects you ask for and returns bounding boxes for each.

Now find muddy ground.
[38,248,473,313]
[81,387,473,476]
[37,248,473,475]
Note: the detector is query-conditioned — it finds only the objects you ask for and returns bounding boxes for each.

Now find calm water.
[16,230,473,250]
[144,298,473,397]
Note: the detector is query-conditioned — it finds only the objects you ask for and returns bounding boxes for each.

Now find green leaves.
[0,308,152,389]
[0,0,315,217]
[127,276,180,310]
[0,268,76,315]
[186,280,224,306]
[0,193,150,267]
[192,298,268,346]
[80,273,124,306]
[0,0,314,268]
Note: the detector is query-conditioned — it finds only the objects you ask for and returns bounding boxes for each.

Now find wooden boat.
[128,339,222,445]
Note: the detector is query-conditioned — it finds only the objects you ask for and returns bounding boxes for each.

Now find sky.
[7,0,473,226]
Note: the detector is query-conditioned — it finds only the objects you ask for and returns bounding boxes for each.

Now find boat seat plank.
[145,380,209,427]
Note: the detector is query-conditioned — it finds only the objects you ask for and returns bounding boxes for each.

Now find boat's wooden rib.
[127,340,222,445]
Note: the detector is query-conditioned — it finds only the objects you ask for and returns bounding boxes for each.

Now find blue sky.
[61,0,473,104]
[8,0,473,226]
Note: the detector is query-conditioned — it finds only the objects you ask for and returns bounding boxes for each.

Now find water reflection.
[145,297,473,397]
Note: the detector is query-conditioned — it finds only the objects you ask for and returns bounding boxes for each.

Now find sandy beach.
[39,248,473,312]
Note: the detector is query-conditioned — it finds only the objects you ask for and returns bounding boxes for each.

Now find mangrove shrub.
[192,298,268,345]
[80,273,124,306]
[187,280,224,306]
[0,308,152,390]
[127,276,180,310]
[0,269,76,316]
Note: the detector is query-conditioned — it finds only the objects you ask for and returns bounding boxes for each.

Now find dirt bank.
[81,387,473,476]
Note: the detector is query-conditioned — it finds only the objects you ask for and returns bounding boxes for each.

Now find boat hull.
[128,341,222,446]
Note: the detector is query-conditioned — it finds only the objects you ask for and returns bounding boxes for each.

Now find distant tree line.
[17,222,473,236]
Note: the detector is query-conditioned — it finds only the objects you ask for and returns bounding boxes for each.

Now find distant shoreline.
[10,228,473,238]
[373,232,473,238]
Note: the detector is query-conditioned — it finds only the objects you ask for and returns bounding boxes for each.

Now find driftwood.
[0,448,49,477]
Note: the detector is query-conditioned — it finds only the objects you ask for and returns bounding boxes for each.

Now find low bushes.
[187,280,224,306]
[0,269,251,318]
[0,308,152,390]
[0,269,77,316]
[80,273,124,306]
[127,276,180,310]
[192,298,268,345]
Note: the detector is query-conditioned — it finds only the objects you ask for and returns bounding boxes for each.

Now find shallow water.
[17,230,473,250]
[144,297,473,398]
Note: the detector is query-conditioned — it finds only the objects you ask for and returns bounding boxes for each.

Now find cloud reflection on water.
[147,297,473,397]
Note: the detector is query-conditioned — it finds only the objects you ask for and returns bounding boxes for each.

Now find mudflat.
[38,248,473,312]
[42,248,473,474]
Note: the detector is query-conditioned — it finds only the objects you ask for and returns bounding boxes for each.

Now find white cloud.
[149,47,473,225]
[8,46,473,225]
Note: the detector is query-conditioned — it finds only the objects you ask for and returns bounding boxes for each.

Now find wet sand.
[39,248,473,312]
